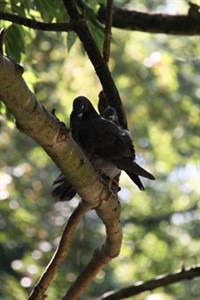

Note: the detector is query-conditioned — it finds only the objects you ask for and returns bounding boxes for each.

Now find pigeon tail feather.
[126,171,145,191]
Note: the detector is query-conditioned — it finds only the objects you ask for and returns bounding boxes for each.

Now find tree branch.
[0,11,73,32]
[0,52,107,204]
[0,27,5,54]
[1,4,200,36]
[0,53,122,299]
[63,0,128,129]
[98,1,115,125]
[62,199,122,300]
[28,202,90,300]
[98,6,200,36]
[103,0,113,66]
[96,265,200,300]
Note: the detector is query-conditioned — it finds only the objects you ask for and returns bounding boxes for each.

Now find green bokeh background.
[0,1,199,299]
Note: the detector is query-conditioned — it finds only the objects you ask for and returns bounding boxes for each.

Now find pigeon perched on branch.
[51,102,121,201]
[102,106,146,190]
[71,97,154,187]
[51,96,155,201]
[51,173,76,201]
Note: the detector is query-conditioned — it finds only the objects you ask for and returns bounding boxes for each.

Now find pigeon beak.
[77,113,83,118]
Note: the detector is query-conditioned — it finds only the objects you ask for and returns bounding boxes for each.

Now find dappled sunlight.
[0,1,199,299]
[20,277,32,288]
[0,172,12,200]
[146,293,172,300]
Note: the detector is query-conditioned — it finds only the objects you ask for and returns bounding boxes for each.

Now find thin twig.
[0,12,72,32]
[0,27,5,54]
[103,0,113,66]
[96,264,200,300]
[61,194,122,299]
[63,0,128,129]
[28,202,91,300]
[98,0,114,122]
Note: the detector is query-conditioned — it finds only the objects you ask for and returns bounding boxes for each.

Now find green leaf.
[77,0,105,51]
[33,0,53,22]
[0,101,14,123]
[10,0,27,16]
[33,0,69,22]
[0,0,7,10]
[4,24,25,62]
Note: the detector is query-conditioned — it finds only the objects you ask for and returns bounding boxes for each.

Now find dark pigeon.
[103,106,119,124]
[71,97,155,190]
[103,106,146,190]
[51,96,155,201]
[71,99,121,188]
[51,98,121,201]
[51,173,76,201]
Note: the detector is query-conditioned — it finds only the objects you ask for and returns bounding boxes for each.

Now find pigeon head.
[72,96,98,119]
[103,107,119,124]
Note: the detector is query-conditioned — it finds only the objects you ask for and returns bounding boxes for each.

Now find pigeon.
[103,106,152,190]
[51,173,76,201]
[51,98,120,201]
[51,96,155,201]
[71,96,155,190]
[103,106,119,124]
[70,99,121,182]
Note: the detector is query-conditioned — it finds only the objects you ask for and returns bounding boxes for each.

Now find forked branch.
[0,50,121,299]
[63,0,128,129]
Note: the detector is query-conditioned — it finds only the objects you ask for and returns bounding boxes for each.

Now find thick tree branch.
[0,54,106,204]
[0,11,73,31]
[0,53,122,299]
[98,6,200,36]
[96,265,200,300]
[63,0,128,130]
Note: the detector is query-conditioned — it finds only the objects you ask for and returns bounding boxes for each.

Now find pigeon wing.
[78,117,134,161]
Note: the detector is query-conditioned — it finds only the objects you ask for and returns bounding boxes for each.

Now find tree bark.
[98,6,200,35]
[0,53,122,299]
[96,265,200,300]
[63,0,128,129]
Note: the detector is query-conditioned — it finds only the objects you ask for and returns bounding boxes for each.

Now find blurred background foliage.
[0,0,200,299]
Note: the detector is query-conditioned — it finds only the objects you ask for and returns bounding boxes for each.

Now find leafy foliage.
[4,24,25,61]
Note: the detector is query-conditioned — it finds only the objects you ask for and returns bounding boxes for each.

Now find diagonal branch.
[0,11,73,31]
[28,202,90,300]
[96,265,200,300]
[0,52,121,299]
[103,0,113,66]
[62,197,122,300]
[98,6,200,36]
[63,0,128,130]
[98,1,115,124]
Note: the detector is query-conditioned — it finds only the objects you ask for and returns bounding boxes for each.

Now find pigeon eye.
[81,104,85,110]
